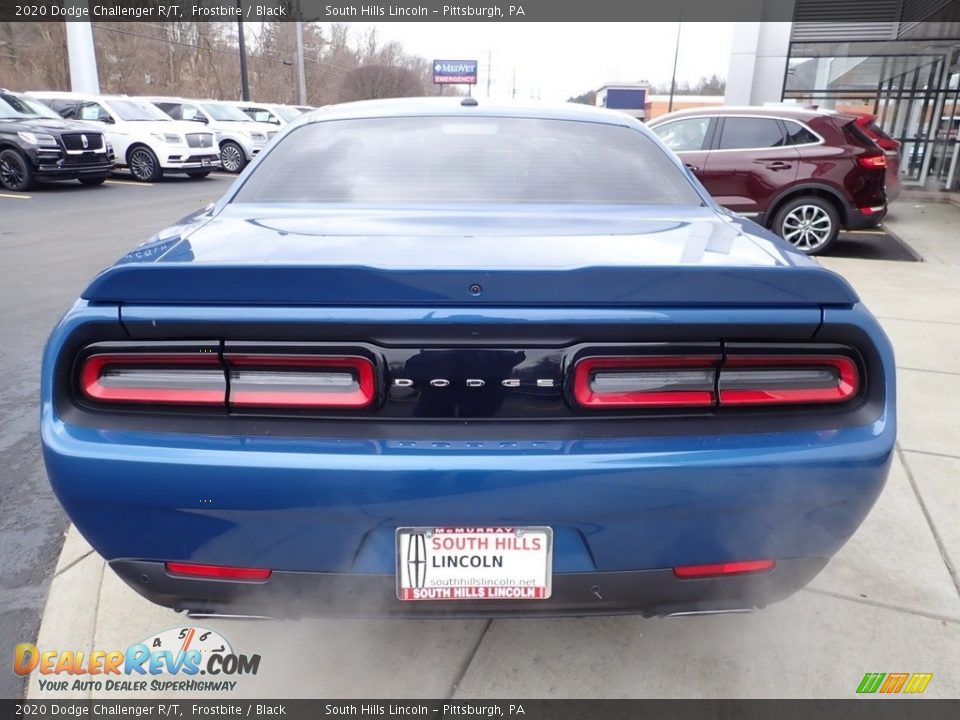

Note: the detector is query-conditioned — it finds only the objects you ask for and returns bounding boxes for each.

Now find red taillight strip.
[673,559,775,578]
[165,562,272,581]
[79,353,225,405]
[573,355,720,408]
[718,355,859,406]
[857,154,887,169]
[225,354,376,409]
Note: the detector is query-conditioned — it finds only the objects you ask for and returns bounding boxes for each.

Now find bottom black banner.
[3,700,960,720]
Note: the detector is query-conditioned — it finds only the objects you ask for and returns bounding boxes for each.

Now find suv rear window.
[233,116,703,206]
[718,117,786,150]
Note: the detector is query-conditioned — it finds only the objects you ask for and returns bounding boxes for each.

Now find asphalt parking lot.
[0,172,233,699]
[4,176,960,699]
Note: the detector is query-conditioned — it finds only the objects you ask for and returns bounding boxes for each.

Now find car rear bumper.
[110,557,828,619]
[845,203,887,230]
[43,409,894,615]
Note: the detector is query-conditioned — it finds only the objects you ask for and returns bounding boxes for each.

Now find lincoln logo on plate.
[407,533,427,588]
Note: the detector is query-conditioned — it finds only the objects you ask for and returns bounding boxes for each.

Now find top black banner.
[0,0,894,23]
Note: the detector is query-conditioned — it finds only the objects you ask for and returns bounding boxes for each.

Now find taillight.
[572,355,719,408]
[717,355,858,406]
[572,352,860,409]
[79,353,225,405]
[165,562,271,581]
[225,354,376,409]
[674,559,775,578]
[858,154,887,169]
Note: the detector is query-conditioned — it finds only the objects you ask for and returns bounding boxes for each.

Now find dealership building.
[726,0,960,191]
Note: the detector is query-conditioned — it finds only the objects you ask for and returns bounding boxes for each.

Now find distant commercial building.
[725,0,960,191]
[595,84,649,120]
[596,84,724,121]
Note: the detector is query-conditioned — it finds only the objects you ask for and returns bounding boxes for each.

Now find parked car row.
[0,88,313,190]
[1,88,115,190]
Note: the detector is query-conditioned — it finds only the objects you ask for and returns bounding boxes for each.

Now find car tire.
[0,148,36,192]
[771,196,840,255]
[220,141,246,173]
[186,170,212,179]
[79,176,108,186]
[127,145,162,183]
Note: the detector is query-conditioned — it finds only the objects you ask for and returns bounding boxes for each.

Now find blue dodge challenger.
[41,98,895,618]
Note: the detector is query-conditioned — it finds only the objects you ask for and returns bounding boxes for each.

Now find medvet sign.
[433,60,478,85]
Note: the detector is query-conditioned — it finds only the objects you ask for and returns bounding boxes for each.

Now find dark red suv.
[648,107,888,255]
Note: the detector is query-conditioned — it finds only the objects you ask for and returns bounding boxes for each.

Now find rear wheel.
[220,141,246,173]
[0,148,35,192]
[772,196,840,255]
[128,145,162,182]
[79,176,108,186]
[186,169,212,179]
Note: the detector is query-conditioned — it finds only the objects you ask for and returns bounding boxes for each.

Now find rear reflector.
[718,355,859,406]
[79,353,225,405]
[857,154,887,169]
[165,562,272,581]
[673,559,775,578]
[573,355,719,408]
[225,354,376,409]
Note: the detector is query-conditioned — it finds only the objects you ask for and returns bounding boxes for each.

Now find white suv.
[230,101,304,128]
[143,97,276,173]
[27,92,219,182]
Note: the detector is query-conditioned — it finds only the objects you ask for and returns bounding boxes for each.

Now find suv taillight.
[858,154,887,169]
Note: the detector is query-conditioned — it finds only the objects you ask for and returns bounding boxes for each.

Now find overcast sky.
[332,22,734,101]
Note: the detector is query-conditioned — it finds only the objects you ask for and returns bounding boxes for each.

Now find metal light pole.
[667,19,682,114]
[64,1,99,93]
[295,21,307,105]
[237,0,250,101]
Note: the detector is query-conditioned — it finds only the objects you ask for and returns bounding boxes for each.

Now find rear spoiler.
[81,264,860,307]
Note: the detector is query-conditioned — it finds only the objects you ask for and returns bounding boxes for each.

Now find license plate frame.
[396,526,553,602]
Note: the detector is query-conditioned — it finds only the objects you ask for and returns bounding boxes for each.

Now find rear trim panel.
[110,558,828,619]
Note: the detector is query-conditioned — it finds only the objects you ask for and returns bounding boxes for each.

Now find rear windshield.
[232,116,702,206]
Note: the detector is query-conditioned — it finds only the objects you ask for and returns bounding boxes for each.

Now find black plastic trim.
[110,557,828,619]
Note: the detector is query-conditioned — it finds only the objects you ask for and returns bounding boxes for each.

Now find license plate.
[396,527,552,601]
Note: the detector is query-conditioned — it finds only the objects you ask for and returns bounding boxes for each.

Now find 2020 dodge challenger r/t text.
[41,99,895,618]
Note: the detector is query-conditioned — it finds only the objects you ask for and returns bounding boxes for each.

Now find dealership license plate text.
[396,527,552,601]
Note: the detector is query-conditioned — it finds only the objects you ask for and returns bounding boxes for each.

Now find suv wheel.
[772,196,840,255]
[220,141,246,173]
[0,148,35,192]
[128,146,162,182]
